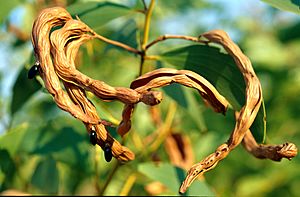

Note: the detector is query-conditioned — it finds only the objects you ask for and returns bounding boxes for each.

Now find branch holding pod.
[117,67,229,136]
[30,7,298,194]
[32,7,136,162]
[179,30,298,193]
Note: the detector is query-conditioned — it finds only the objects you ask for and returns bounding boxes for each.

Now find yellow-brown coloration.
[31,7,298,193]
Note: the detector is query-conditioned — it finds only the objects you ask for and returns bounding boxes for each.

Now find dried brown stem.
[93,33,142,55]
[242,130,297,161]
[146,34,200,50]
[117,67,229,137]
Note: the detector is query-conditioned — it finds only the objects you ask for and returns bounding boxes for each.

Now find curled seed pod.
[89,130,97,145]
[28,63,40,79]
[104,143,112,162]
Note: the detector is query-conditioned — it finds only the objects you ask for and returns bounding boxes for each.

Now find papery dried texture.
[131,68,228,114]
[48,16,162,140]
[117,67,229,136]
[179,30,263,193]
[49,13,134,161]
[179,30,298,193]
[50,19,162,106]
[31,7,135,161]
[242,130,297,161]
[32,7,163,161]
[31,7,99,124]
[63,81,134,161]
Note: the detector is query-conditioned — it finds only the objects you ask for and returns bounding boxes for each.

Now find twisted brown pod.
[30,7,297,193]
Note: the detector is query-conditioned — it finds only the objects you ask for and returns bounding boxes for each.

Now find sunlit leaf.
[10,66,41,116]
[138,162,215,196]
[0,124,28,156]
[159,45,245,109]
[67,2,134,32]
[262,0,300,14]
[158,44,266,142]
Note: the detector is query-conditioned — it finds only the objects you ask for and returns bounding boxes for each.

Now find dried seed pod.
[131,67,229,114]
[31,7,100,124]
[180,30,297,194]
[49,18,136,162]
[242,130,298,161]
[30,7,298,192]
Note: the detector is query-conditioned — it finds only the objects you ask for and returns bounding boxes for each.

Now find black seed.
[89,131,97,145]
[28,64,40,79]
[104,144,112,162]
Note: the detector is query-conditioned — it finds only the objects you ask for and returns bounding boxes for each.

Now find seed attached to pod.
[89,131,97,145]
[28,63,40,79]
[104,143,112,162]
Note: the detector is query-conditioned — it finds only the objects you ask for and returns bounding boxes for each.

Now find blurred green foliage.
[0,0,299,196]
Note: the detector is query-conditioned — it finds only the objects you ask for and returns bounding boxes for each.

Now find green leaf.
[105,19,139,51]
[10,66,41,116]
[163,83,187,108]
[158,44,266,142]
[0,123,28,156]
[138,162,215,196]
[163,83,207,132]
[31,124,91,169]
[262,0,300,15]
[0,149,16,190]
[67,2,134,32]
[250,100,267,143]
[159,44,245,110]
[278,21,300,42]
[31,156,59,194]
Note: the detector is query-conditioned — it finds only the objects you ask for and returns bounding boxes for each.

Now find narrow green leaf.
[250,100,267,143]
[10,66,41,116]
[67,2,133,32]
[158,44,266,142]
[31,156,59,194]
[0,124,28,156]
[0,149,16,190]
[138,162,215,196]
[262,0,300,15]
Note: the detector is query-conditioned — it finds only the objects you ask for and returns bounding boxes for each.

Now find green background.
[0,0,299,196]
